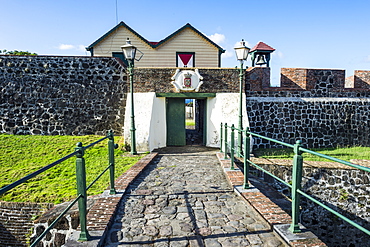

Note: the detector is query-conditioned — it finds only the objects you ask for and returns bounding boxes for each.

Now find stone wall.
[245,67,270,91]
[134,68,240,93]
[252,160,370,246]
[0,55,127,136]
[354,70,370,89]
[0,201,53,246]
[279,68,345,90]
[29,198,95,247]
[246,67,370,148]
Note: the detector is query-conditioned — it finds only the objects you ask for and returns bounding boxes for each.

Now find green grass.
[0,134,145,204]
[254,146,370,162]
[186,119,195,126]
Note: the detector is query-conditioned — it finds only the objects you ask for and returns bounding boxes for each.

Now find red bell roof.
[250,41,275,52]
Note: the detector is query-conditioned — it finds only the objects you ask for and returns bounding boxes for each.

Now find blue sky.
[1,0,370,85]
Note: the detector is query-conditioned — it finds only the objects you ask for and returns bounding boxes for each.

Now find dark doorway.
[166,98,206,146]
[186,99,205,145]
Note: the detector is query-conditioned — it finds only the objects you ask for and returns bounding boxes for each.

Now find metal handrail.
[0,151,79,195]
[0,130,118,246]
[221,122,370,236]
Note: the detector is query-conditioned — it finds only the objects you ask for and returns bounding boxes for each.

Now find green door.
[166,98,185,146]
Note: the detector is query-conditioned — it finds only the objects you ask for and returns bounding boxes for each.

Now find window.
[176,52,195,67]
[112,52,127,65]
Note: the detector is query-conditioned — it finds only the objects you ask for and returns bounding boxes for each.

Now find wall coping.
[250,157,370,170]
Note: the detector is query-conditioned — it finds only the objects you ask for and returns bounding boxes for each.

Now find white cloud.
[222,50,234,58]
[58,44,86,52]
[272,50,284,59]
[208,33,226,45]
[58,44,75,50]
[78,45,86,52]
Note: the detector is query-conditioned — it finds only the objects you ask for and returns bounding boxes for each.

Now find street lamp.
[121,38,138,155]
[234,39,250,156]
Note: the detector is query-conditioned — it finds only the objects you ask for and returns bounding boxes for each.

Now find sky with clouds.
[1,0,370,85]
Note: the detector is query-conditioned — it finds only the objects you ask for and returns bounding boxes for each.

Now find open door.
[166,98,186,146]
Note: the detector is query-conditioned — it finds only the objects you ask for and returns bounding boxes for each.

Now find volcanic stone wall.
[246,67,370,149]
[255,161,370,246]
[0,55,127,136]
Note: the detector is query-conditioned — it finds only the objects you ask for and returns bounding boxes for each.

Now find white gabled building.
[86,22,225,68]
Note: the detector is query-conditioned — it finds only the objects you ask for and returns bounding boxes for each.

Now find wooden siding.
[92,26,220,67]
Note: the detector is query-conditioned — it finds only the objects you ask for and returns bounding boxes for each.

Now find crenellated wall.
[246,67,370,148]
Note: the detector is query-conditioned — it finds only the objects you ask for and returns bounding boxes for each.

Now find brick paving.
[85,153,159,232]
[103,147,286,247]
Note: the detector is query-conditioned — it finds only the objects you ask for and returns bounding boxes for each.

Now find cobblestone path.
[105,147,285,247]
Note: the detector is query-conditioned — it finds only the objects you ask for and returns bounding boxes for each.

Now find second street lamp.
[234,39,250,156]
[121,38,138,155]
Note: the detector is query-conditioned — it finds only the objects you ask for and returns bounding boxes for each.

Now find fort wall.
[2,55,369,150]
[0,55,127,136]
[246,67,370,148]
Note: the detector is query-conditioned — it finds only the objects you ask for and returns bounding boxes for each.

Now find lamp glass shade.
[121,38,137,61]
[234,40,250,61]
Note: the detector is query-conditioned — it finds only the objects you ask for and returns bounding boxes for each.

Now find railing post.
[230,124,235,170]
[75,142,90,241]
[108,130,117,195]
[243,127,250,189]
[224,123,228,160]
[289,140,303,233]
[220,123,223,153]
[238,126,243,158]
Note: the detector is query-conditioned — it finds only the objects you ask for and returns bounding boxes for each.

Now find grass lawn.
[0,134,145,204]
[186,119,195,126]
[254,146,370,162]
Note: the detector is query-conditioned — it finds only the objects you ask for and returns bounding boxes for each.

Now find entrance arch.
[156,93,215,146]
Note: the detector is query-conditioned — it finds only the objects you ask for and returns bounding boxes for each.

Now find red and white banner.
[178,54,194,67]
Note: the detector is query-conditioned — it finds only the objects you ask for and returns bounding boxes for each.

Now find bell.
[255,55,267,66]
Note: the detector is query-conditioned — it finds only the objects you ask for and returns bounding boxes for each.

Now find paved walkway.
[104,147,285,247]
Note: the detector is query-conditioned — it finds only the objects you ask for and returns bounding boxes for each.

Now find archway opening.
[185,99,205,145]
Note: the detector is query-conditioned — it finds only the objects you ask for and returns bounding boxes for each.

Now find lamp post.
[234,39,250,156]
[121,38,138,155]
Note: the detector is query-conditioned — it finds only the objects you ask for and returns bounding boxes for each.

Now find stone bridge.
[25,147,323,247]
[1,55,370,246]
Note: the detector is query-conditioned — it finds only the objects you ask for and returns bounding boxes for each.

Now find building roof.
[250,41,275,52]
[86,22,225,53]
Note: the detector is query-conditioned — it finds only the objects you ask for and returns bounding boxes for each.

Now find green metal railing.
[0,130,119,246]
[220,122,370,235]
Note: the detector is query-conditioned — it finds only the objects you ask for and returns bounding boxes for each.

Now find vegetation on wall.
[1,49,38,55]
[0,134,145,204]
